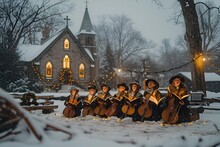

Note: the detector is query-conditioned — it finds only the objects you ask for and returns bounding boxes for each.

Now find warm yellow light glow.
[46,61,52,78]
[79,63,85,78]
[203,57,206,61]
[63,55,70,68]
[64,39,69,50]
[195,54,204,69]
[117,69,121,72]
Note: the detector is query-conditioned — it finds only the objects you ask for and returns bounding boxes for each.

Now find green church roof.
[79,7,94,33]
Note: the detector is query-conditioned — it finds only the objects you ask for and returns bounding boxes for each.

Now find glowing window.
[63,55,70,69]
[79,63,85,78]
[64,39,69,50]
[46,62,52,78]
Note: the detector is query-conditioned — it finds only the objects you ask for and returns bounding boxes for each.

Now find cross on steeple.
[85,0,88,8]
[64,16,70,27]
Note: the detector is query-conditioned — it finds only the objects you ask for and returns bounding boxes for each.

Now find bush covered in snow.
[7,78,44,93]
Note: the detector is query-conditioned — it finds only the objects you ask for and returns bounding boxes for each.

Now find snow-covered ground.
[1,90,220,147]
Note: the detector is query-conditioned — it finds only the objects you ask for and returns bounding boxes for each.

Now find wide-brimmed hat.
[145,79,159,89]
[101,84,111,91]
[70,87,79,93]
[169,75,185,84]
[129,80,141,89]
[117,83,129,91]
[88,85,98,92]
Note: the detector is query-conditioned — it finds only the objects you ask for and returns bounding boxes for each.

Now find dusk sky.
[65,0,220,46]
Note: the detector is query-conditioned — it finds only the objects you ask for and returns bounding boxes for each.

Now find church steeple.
[77,1,99,82]
[79,4,94,33]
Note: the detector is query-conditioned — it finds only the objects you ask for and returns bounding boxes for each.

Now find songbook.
[125,95,140,102]
[149,96,165,105]
[172,93,191,100]
[114,97,122,101]
[69,98,81,106]
[84,96,97,104]
[113,93,127,101]
[97,93,112,101]
[122,91,141,102]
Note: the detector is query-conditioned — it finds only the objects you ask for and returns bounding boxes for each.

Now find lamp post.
[140,59,150,81]
[115,68,122,89]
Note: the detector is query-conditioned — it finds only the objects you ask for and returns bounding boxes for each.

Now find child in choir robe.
[106,83,128,119]
[122,81,143,121]
[63,87,82,118]
[162,75,191,124]
[143,79,163,121]
[94,84,112,118]
[82,85,98,117]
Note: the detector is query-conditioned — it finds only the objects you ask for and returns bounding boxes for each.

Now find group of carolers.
[63,75,192,124]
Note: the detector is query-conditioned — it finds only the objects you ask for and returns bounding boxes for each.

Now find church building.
[18,6,99,91]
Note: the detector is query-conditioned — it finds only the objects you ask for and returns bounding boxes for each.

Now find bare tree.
[178,0,220,93]
[0,0,71,90]
[22,14,65,44]
[198,2,220,52]
[178,0,206,93]
[196,2,220,72]
[0,0,71,50]
[94,14,155,68]
[159,39,190,74]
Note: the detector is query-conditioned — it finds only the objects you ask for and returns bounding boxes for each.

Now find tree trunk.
[179,0,206,94]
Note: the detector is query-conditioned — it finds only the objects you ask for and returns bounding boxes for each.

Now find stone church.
[18,6,99,91]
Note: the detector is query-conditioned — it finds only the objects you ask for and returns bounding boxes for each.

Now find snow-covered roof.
[18,28,95,63]
[84,48,94,61]
[18,30,63,62]
[78,29,96,35]
[179,72,220,82]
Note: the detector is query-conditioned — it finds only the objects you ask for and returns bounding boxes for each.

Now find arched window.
[79,63,85,79]
[64,39,69,50]
[46,62,52,78]
[63,55,70,69]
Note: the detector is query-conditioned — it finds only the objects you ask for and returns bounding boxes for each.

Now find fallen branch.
[0,130,21,140]
[203,107,220,111]
[211,142,220,147]
[22,105,58,111]
[213,124,220,132]
[204,98,220,103]
[0,89,74,142]
[115,139,137,145]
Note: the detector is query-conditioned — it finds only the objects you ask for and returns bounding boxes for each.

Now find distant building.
[18,6,99,91]
[178,72,220,92]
